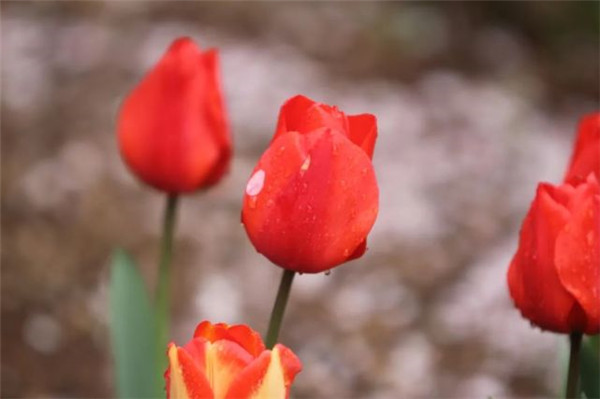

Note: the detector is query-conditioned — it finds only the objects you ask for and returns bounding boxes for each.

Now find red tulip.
[166,321,301,399]
[564,112,599,185]
[241,95,379,273]
[507,174,600,334]
[117,37,231,193]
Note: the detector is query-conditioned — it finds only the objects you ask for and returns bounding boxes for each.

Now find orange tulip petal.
[194,321,266,358]
[507,183,579,332]
[556,175,600,333]
[225,345,302,399]
[167,344,214,399]
[204,340,255,399]
[182,337,209,371]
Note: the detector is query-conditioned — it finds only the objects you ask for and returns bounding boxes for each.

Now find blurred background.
[2,1,599,397]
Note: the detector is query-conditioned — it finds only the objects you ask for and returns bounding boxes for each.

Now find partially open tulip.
[564,112,599,185]
[241,95,379,273]
[117,37,231,193]
[166,321,301,399]
[507,174,600,334]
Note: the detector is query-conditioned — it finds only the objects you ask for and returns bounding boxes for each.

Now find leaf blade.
[109,249,163,398]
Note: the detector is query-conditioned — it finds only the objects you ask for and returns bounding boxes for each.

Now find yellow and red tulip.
[166,321,302,399]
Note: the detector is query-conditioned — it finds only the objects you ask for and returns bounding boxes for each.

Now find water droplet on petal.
[300,155,311,172]
[324,270,331,276]
[246,169,265,196]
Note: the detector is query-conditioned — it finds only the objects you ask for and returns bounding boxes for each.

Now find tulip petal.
[507,183,579,332]
[207,340,256,399]
[225,345,302,399]
[564,112,600,185]
[347,114,377,159]
[556,176,600,333]
[117,37,227,192]
[242,128,378,273]
[200,49,232,187]
[273,95,349,142]
[178,335,255,398]
[194,321,266,358]
[167,344,214,399]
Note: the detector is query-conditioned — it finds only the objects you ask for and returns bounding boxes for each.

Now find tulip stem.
[155,194,179,372]
[265,270,296,349]
[566,332,583,398]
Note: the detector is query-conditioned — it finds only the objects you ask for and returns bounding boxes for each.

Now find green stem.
[265,270,295,349]
[155,194,179,373]
[566,332,583,398]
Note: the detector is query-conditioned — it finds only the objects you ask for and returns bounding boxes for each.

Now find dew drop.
[300,155,311,172]
[246,169,265,196]
[343,248,350,256]
[324,270,332,276]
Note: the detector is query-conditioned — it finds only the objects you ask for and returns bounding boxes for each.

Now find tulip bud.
[507,174,600,334]
[242,95,379,273]
[117,37,231,193]
[564,112,599,185]
[165,321,302,399]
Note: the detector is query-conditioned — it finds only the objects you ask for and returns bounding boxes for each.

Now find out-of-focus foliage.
[110,250,161,398]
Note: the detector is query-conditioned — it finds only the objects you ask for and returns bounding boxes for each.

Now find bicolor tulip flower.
[507,174,600,334]
[117,37,231,193]
[564,112,599,185]
[166,321,302,399]
[241,95,379,273]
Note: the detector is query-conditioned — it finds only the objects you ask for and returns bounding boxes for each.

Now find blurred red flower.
[117,37,231,193]
[564,112,599,185]
[166,321,301,399]
[507,174,599,334]
[242,95,379,273]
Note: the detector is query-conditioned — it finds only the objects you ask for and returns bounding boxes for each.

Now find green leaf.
[580,335,599,399]
[110,249,163,398]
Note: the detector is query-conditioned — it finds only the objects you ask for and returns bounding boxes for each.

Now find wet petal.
[564,112,600,185]
[242,128,378,273]
[556,175,600,333]
[347,113,377,159]
[507,183,578,332]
